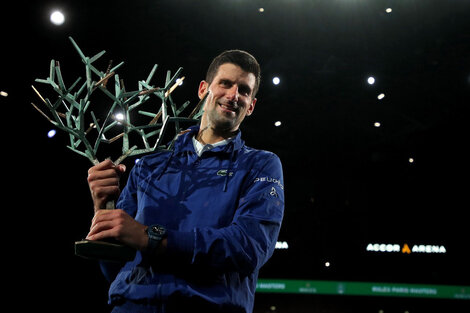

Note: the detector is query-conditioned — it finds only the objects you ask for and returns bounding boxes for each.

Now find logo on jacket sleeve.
[253,176,284,190]
[270,187,278,197]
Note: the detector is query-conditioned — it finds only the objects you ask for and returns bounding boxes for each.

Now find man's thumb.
[117,164,126,173]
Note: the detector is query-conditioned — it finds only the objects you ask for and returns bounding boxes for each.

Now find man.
[87,50,284,313]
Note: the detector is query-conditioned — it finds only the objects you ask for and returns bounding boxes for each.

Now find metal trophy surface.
[31,37,203,261]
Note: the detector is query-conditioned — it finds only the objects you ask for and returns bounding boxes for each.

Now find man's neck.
[196,125,237,145]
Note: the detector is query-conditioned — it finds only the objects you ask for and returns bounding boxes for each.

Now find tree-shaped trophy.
[31,37,204,262]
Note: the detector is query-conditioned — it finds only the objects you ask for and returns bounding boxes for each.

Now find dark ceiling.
[1,0,469,310]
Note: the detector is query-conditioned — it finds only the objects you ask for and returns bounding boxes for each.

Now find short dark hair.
[205,50,261,97]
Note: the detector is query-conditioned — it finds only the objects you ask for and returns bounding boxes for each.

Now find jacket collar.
[173,125,244,155]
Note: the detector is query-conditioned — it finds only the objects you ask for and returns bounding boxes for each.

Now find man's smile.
[218,101,238,115]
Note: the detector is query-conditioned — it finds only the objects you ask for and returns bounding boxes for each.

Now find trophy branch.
[31,37,204,261]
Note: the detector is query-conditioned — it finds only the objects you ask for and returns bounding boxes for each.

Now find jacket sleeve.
[166,152,285,276]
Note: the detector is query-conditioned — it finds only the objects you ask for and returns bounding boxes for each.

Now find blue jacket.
[102,125,284,312]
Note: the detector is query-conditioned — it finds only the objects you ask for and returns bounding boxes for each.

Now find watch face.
[151,225,165,235]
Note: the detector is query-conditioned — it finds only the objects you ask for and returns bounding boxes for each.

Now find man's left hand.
[86,209,148,251]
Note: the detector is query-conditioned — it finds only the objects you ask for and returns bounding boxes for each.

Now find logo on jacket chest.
[217,169,234,177]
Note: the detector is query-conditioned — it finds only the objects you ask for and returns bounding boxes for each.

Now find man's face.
[198,63,257,133]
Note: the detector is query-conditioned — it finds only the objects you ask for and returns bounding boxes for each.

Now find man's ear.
[246,98,257,116]
[198,81,209,99]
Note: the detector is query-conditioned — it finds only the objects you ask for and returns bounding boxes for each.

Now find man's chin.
[210,118,238,133]
[207,109,240,132]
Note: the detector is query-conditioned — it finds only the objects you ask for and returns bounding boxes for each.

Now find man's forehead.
[214,63,256,83]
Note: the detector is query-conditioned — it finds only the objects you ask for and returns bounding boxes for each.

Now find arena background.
[2,1,469,311]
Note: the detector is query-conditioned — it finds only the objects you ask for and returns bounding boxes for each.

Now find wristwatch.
[146,224,167,255]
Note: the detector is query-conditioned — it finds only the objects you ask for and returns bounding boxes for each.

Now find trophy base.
[75,239,136,262]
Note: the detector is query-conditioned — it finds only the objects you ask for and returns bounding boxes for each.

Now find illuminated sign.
[256,279,470,300]
[275,241,289,249]
[366,243,446,254]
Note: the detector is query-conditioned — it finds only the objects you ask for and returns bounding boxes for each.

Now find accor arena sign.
[366,243,447,254]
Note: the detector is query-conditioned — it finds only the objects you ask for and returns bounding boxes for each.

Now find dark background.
[1,0,469,311]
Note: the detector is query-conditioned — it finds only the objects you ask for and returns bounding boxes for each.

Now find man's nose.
[226,85,239,103]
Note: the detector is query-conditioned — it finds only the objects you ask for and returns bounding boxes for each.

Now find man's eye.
[239,88,251,96]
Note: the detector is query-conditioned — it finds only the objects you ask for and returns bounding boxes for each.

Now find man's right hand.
[87,159,126,212]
